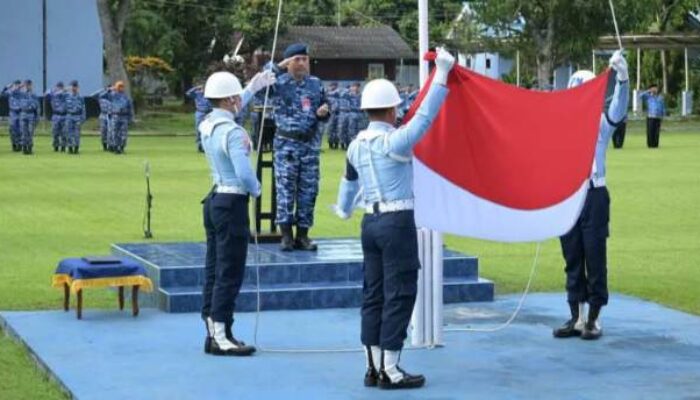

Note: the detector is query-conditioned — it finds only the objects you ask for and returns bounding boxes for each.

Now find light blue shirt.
[336,83,448,214]
[594,80,629,183]
[640,91,665,118]
[200,90,260,195]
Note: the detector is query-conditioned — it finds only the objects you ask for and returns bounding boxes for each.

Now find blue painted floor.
[3,293,700,400]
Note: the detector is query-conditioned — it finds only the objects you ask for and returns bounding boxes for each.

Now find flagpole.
[411,0,444,348]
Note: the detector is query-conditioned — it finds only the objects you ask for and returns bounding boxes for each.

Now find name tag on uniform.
[301,96,311,112]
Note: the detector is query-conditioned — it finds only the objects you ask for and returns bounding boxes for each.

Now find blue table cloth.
[53,257,153,293]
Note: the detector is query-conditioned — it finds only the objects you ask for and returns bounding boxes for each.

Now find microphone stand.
[143,161,153,239]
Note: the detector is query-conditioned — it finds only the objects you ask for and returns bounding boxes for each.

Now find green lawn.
[1,116,699,399]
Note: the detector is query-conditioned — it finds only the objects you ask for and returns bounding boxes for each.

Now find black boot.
[61,146,66,152]
[53,146,58,152]
[378,350,425,390]
[102,142,107,151]
[553,302,586,338]
[74,146,79,154]
[364,346,380,387]
[279,224,294,252]
[581,304,603,340]
[294,226,318,251]
[12,144,20,152]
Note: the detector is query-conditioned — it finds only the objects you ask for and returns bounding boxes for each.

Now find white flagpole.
[411,0,444,348]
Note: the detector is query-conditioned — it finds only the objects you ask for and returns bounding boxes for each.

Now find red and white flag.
[404,65,610,242]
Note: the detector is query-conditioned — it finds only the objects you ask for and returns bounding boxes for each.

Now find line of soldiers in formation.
[186,80,418,152]
[1,79,133,155]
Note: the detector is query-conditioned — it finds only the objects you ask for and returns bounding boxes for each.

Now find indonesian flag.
[404,64,610,242]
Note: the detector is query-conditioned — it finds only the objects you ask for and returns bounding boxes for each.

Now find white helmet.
[361,79,403,110]
[567,70,596,89]
[204,71,243,99]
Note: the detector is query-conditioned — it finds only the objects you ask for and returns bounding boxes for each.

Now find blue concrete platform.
[111,239,494,313]
[3,293,700,399]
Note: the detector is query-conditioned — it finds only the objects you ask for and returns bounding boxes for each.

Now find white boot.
[574,302,587,331]
[211,322,255,356]
[203,316,215,354]
[363,346,381,386]
[379,350,425,389]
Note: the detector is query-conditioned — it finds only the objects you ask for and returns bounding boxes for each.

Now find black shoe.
[23,146,33,155]
[74,147,80,154]
[61,146,66,152]
[294,227,318,251]
[553,318,584,338]
[53,146,58,152]
[279,224,294,252]
[378,368,425,390]
[204,336,212,354]
[102,143,107,151]
[225,323,254,352]
[581,320,602,340]
[210,339,256,356]
[364,367,379,387]
[12,144,21,152]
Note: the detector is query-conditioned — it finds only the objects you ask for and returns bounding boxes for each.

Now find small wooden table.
[53,257,153,320]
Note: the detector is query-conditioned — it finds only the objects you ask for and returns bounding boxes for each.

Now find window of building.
[368,63,385,79]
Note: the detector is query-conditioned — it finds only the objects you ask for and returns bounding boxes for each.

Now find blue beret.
[13,79,21,85]
[56,81,64,87]
[283,43,308,59]
[24,79,32,85]
[70,80,79,87]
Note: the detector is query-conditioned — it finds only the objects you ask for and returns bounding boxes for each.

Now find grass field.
[1,116,699,399]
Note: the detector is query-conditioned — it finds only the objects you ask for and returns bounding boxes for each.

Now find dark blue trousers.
[361,210,420,351]
[560,186,610,307]
[201,192,250,323]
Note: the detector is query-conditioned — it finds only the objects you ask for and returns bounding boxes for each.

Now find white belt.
[365,199,414,214]
[215,185,247,194]
[590,177,606,188]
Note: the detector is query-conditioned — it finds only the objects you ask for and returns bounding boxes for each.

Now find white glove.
[433,47,455,86]
[609,50,628,82]
[247,70,276,94]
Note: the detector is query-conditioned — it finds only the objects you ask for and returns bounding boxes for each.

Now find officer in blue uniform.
[339,82,363,149]
[198,70,274,356]
[45,82,68,152]
[265,43,330,251]
[186,83,213,152]
[1,80,22,151]
[19,80,39,155]
[325,82,340,149]
[91,87,113,151]
[553,50,629,341]
[335,48,455,390]
[65,80,86,154]
[639,83,665,148]
[109,81,133,154]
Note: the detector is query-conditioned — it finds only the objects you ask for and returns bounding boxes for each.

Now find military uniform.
[198,72,260,356]
[186,86,212,152]
[65,82,86,154]
[640,89,665,148]
[1,81,22,151]
[45,83,68,151]
[94,88,113,151]
[325,84,340,149]
[336,77,451,390]
[266,43,329,250]
[109,91,133,154]
[19,81,39,155]
[554,55,629,341]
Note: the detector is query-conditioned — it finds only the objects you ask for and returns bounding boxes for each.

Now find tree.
[465,1,647,89]
[97,0,132,92]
